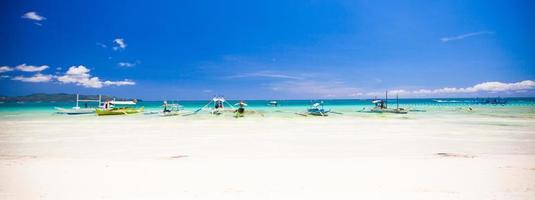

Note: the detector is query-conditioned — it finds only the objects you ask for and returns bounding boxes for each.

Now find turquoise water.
[1,98,534,120]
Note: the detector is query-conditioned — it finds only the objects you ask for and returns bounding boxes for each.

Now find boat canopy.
[372,100,383,104]
[77,99,100,102]
[110,100,136,105]
[213,97,225,102]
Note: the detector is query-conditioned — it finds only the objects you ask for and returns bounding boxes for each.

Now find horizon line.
[2,92,535,102]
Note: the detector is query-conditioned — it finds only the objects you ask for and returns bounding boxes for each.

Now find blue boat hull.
[307,108,330,116]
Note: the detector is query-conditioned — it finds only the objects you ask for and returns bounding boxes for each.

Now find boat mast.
[76,94,79,108]
[396,94,399,109]
[385,91,388,109]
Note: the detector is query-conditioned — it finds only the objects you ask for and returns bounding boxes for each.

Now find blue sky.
[1,0,534,100]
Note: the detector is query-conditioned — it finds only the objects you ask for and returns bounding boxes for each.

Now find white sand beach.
[3,0,534,199]
[1,115,535,200]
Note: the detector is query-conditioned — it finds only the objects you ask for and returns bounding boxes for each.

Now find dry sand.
[1,116,534,199]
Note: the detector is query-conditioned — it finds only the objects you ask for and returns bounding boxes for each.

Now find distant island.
[0,93,141,102]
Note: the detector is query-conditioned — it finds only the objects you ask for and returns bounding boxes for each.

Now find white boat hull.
[55,107,95,115]
[162,111,182,116]
[370,108,408,114]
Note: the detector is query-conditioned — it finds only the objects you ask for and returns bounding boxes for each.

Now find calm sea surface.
[1,98,534,120]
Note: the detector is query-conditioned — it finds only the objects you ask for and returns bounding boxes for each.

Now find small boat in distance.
[268,100,279,107]
[474,97,507,105]
[96,99,144,116]
[369,91,408,114]
[55,94,100,115]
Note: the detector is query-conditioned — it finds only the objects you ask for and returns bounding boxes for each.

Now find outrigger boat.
[369,91,408,114]
[186,96,236,116]
[184,96,263,117]
[55,94,100,115]
[95,99,144,116]
[234,100,247,118]
[295,101,342,117]
[306,101,331,116]
[161,100,184,116]
[210,97,235,115]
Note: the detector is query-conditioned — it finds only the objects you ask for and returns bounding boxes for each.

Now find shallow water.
[0,98,534,122]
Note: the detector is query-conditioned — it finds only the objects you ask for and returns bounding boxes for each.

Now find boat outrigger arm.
[188,96,236,115]
[75,94,102,108]
[55,94,102,115]
[300,101,332,116]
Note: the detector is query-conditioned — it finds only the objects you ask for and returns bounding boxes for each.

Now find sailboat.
[95,99,144,116]
[369,91,408,114]
[55,94,100,115]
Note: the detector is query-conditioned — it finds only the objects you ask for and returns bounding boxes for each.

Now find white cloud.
[21,11,46,21]
[96,42,107,48]
[227,71,304,80]
[0,66,14,73]
[415,80,535,94]
[379,80,535,97]
[440,31,493,42]
[12,74,53,83]
[78,77,103,88]
[118,62,136,67]
[113,38,127,50]
[56,65,103,88]
[15,64,49,72]
[103,79,136,86]
[471,80,535,92]
[388,89,410,95]
[1,75,10,79]
[202,89,213,93]
[274,80,535,98]
[56,65,135,88]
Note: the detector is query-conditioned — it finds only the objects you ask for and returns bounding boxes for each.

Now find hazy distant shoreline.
[1,93,535,102]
